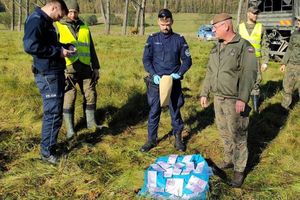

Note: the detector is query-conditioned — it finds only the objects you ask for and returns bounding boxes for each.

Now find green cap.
[65,0,79,12]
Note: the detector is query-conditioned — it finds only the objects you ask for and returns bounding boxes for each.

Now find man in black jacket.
[23,0,74,164]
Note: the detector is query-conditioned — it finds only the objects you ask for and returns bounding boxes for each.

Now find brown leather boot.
[231,171,244,188]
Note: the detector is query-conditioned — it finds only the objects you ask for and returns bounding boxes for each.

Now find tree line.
[0,0,242,34]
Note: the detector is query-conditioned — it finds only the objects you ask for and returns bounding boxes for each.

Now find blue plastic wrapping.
[139,154,213,199]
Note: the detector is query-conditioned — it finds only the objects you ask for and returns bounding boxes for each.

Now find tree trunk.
[25,0,29,17]
[163,0,167,8]
[134,0,141,30]
[139,0,146,36]
[237,0,245,26]
[11,0,15,31]
[175,0,180,12]
[105,0,110,35]
[122,0,129,35]
[99,0,107,23]
[18,0,22,31]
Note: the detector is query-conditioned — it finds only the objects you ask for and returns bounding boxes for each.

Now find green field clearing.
[0,13,300,200]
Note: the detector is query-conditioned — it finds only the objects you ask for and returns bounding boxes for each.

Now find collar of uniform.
[61,18,84,26]
[225,33,241,44]
[37,7,53,22]
[159,30,174,38]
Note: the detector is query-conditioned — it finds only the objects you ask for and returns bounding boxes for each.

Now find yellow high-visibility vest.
[56,22,91,66]
[239,22,262,57]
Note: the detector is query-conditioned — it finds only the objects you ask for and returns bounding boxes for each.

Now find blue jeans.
[147,80,184,142]
[34,73,65,157]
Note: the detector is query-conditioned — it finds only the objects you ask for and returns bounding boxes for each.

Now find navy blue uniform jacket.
[23,7,66,75]
[143,31,192,77]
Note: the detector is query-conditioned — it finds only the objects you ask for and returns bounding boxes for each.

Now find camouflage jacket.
[282,29,300,65]
[201,34,258,103]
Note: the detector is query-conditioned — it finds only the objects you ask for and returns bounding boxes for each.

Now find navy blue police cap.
[158,9,173,19]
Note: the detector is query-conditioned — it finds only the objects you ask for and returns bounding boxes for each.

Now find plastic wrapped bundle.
[139,154,212,199]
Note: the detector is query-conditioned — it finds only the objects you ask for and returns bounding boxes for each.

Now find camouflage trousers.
[63,62,97,113]
[214,96,250,172]
[251,59,262,96]
[282,63,300,109]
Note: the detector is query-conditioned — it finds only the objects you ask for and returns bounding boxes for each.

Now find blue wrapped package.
[139,154,212,199]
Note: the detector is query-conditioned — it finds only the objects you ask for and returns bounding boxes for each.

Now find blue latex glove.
[170,73,181,80]
[153,74,161,85]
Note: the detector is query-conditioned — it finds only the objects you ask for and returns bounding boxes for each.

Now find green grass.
[1,13,300,199]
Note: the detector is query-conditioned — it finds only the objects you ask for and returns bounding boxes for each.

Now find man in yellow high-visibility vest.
[56,0,101,143]
[239,6,269,113]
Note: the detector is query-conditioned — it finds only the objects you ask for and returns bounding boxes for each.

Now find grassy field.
[0,13,300,199]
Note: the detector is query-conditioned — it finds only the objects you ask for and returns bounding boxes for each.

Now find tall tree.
[174,0,180,12]
[133,0,141,31]
[17,0,22,31]
[139,0,146,35]
[122,0,129,35]
[99,0,109,34]
[25,0,29,17]
[99,0,107,24]
[237,0,246,26]
[163,0,167,8]
[11,0,15,31]
[105,0,110,35]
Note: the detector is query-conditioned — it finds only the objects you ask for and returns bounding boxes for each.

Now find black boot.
[174,132,186,152]
[140,140,157,152]
[231,171,244,188]
[252,95,259,113]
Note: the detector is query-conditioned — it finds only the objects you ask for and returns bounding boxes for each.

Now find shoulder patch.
[185,49,191,57]
[150,32,159,37]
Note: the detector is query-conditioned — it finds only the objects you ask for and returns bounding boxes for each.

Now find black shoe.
[139,142,157,152]
[231,171,244,188]
[41,154,59,165]
[174,132,186,152]
[218,161,234,170]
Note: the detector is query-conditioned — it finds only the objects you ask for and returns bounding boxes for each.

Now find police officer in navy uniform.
[23,0,73,164]
[140,9,192,152]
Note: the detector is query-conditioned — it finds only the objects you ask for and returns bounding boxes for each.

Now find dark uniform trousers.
[34,73,65,157]
[63,61,97,112]
[214,96,249,172]
[147,79,184,142]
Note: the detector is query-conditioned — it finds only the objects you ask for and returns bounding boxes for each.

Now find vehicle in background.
[237,0,300,60]
[197,25,216,41]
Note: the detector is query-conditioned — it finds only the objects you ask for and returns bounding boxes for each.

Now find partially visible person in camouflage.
[200,13,257,188]
[238,6,269,113]
[55,0,101,144]
[280,16,300,109]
